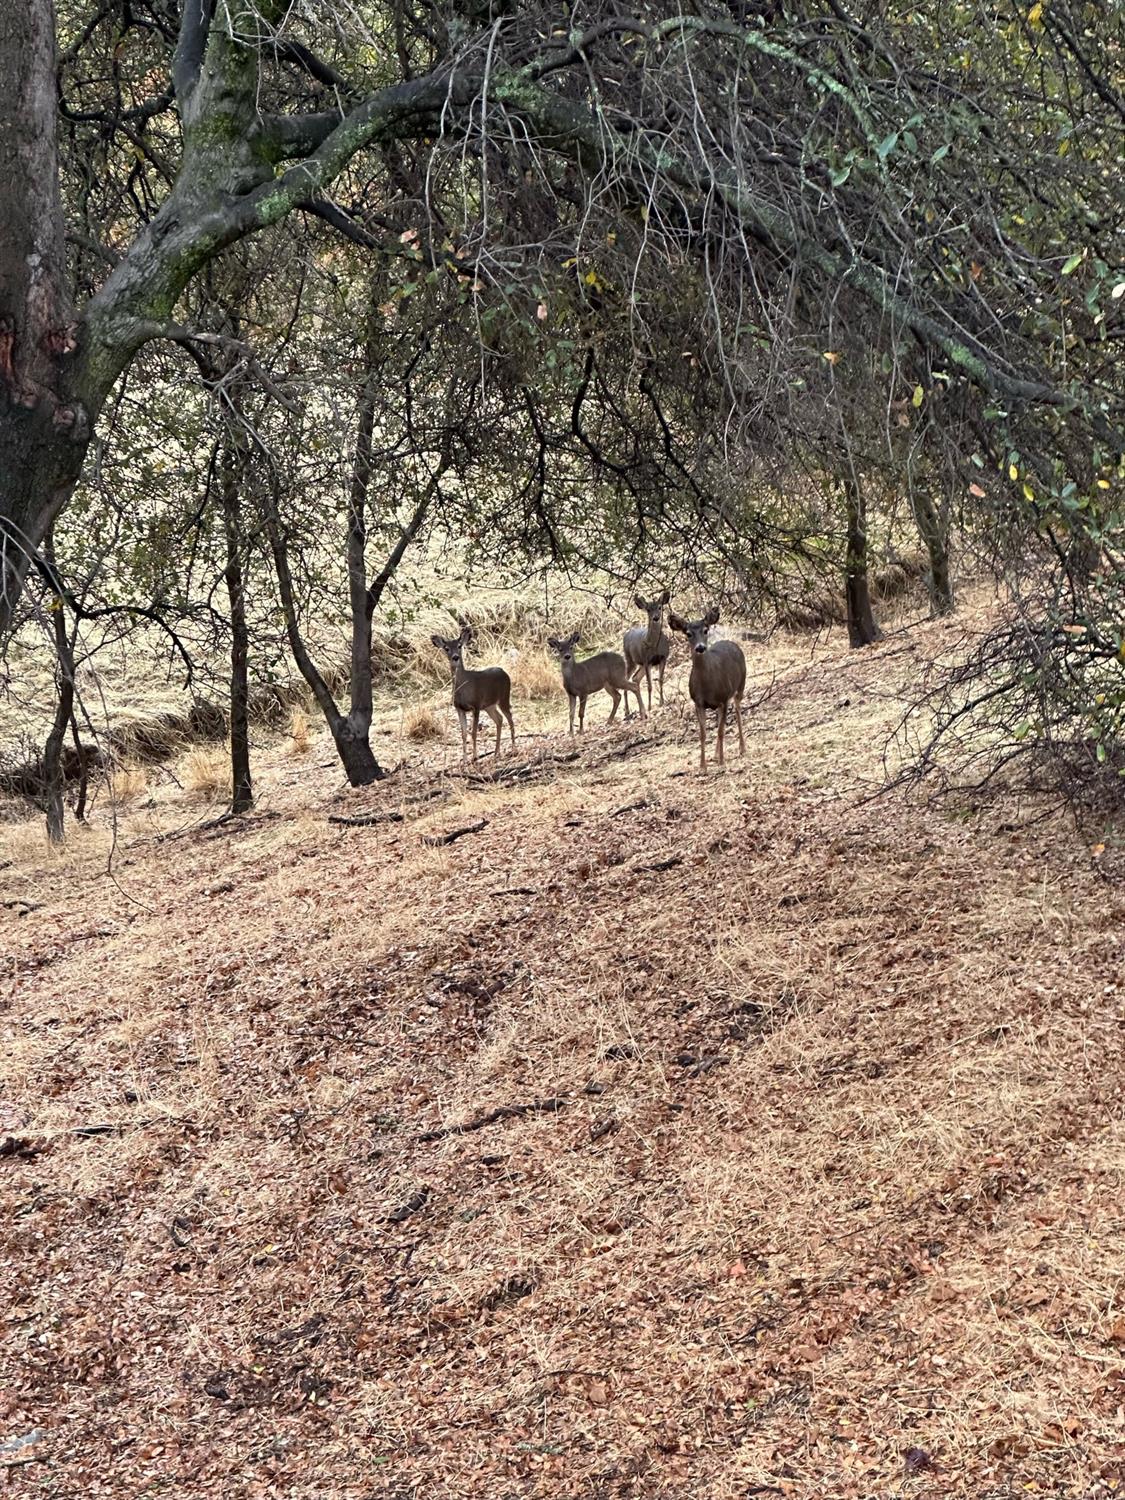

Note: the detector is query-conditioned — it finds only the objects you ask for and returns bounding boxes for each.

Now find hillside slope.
[2,610,1123,1499]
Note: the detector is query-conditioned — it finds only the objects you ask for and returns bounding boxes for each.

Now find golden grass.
[286,704,313,755]
[510,648,563,701]
[109,760,149,804]
[182,745,230,798]
[2,589,1120,1500]
[403,703,447,742]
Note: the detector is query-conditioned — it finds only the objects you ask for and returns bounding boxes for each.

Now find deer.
[431,623,516,763]
[667,605,746,771]
[547,631,646,734]
[623,589,671,710]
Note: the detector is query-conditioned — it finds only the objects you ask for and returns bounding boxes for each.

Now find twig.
[630,854,683,873]
[386,1187,430,1224]
[419,1097,566,1142]
[422,817,488,846]
[328,811,405,827]
[611,798,650,817]
[594,736,652,764]
[491,885,539,896]
[69,1118,161,1137]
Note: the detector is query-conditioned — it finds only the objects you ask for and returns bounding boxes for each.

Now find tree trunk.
[332,719,384,786]
[345,297,381,745]
[263,476,386,787]
[0,0,94,633]
[912,490,955,616]
[844,474,881,647]
[220,437,253,813]
[42,534,75,843]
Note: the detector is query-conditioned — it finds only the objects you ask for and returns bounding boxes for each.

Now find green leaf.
[912,384,924,408]
[931,143,950,164]
[1061,251,1084,276]
[875,132,899,161]
[830,165,851,187]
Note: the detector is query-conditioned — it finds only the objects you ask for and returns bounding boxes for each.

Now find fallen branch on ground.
[422,818,488,846]
[631,855,683,873]
[419,1097,567,1142]
[612,798,650,817]
[329,811,405,827]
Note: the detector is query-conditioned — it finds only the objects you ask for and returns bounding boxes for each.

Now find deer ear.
[547,636,560,650]
[459,624,472,642]
[659,589,670,605]
[430,634,445,650]
[667,612,687,634]
[633,594,646,611]
[706,605,720,626]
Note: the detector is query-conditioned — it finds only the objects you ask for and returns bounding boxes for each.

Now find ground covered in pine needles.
[2,605,1124,1499]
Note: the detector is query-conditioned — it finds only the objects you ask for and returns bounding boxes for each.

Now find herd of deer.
[431,591,747,772]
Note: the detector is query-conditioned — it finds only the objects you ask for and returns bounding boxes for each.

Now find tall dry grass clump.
[404,704,446,742]
[510,649,562,701]
[287,705,312,755]
[184,747,230,799]
[111,761,149,805]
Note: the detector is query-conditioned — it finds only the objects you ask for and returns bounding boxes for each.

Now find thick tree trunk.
[844,474,881,648]
[332,719,384,786]
[912,490,955,616]
[220,438,253,813]
[0,0,94,633]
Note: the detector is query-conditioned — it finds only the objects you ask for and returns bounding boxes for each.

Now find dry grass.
[182,745,230,799]
[287,705,313,755]
[510,647,564,701]
[108,759,149,804]
[2,593,1123,1500]
[404,703,447,742]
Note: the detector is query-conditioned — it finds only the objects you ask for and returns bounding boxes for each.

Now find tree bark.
[344,297,381,751]
[41,534,75,843]
[0,0,94,629]
[843,474,881,648]
[263,475,386,787]
[220,436,253,813]
[912,490,955,616]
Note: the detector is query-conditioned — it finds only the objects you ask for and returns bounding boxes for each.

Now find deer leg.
[471,709,480,762]
[716,701,726,766]
[503,702,516,750]
[657,660,666,707]
[735,697,745,756]
[631,680,646,720]
[645,663,653,711]
[568,694,576,735]
[696,704,707,772]
[485,705,502,757]
[579,695,588,732]
[606,687,620,724]
[457,708,469,762]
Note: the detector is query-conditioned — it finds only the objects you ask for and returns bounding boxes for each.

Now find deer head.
[546,630,581,668]
[668,605,719,655]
